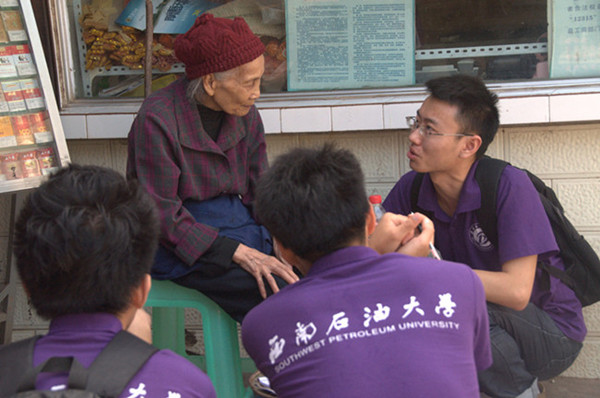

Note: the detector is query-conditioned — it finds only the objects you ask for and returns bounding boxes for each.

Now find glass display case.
[0,0,69,193]
[46,0,599,103]
[0,0,70,347]
[72,0,185,98]
[414,0,548,82]
[55,0,286,99]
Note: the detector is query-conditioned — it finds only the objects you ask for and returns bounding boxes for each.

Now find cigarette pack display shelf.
[0,0,70,344]
[0,0,69,194]
[0,193,17,345]
[72,0,184,98]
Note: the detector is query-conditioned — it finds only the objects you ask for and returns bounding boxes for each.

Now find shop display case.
[72,0,184,98]
[52,0,553,102]
[0,0,69,194]
[43,0,600,121]
[413,0,548,83]
[54,0,286,99]
[0,0,70,345]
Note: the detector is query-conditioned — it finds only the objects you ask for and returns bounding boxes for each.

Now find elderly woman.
[127,14,298,322]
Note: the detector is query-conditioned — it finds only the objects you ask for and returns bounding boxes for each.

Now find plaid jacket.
[127,77,267,266]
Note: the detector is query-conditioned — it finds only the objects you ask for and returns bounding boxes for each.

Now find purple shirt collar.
[309,246,378,275]
[418,159,482,221]
[48,313,123,335]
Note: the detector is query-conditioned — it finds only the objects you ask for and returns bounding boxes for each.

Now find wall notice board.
[285,0,415,91]
[550,0,600,78]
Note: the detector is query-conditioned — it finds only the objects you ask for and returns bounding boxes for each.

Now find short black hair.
[255,144,370,263]
[13,164,159,319]
[426,74,499,158]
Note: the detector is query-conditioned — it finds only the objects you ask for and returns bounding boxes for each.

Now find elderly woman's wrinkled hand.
[233,244,300,299]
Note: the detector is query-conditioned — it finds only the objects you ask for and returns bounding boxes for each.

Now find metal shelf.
[416,42,547,60]
[71,0,548,96]
[81,64,185,98]
[73,0,184,97]
[79,42,549,96]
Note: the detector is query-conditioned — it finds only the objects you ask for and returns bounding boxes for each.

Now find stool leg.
[152,307,186,356]
[202,309,245,398]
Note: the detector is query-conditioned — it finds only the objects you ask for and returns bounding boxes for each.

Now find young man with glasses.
[383,75,586,398]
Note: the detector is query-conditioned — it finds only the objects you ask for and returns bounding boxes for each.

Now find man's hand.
[233,244,299,298]
[368,212,434,258]
[397,213,435,258]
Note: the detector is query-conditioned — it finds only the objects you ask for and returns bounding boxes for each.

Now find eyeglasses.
[406,116,473,138]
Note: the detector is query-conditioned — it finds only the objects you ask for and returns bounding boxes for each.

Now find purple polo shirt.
[383,160,587,342]
[32,313,216,398]
[242,246,491,398]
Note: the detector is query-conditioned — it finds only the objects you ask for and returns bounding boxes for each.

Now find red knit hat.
[174,13,265,79]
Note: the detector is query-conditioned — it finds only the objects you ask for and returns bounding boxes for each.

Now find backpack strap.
[0,336,40,396]
[474,156,509,248]
[525,170,564,213]
[411,158,508,245]
[412,157,572,296]
[17,356,90,392]
[86,330,159,397]
[0,336,89,393]
[530,186,578,291]
[0,330,158,397]
[410,172,424,213]
[410,172,435,220]
[475,157,556,292]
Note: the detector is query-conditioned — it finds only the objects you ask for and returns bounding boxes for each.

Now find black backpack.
[0,330,158,398]
[410,156,600,307]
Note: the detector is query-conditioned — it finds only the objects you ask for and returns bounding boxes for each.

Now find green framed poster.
[550,0,600,78]
[285,0,415,91]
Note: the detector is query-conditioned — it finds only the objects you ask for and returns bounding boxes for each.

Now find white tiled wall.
[331,105,384,131]
[498,97,550,125]
[60,114,87,139]
[550,93,600,122]
[87,114,136,139]
[58,92,600,138]
[281,107,331,133]
[2,122,600,378]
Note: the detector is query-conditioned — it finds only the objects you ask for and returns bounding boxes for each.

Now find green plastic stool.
[145,279,255,398]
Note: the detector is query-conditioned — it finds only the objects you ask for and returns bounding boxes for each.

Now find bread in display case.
[51,0,554,102]
[74,0,185,97]
[69,0,287,98]
[0,0,69,194]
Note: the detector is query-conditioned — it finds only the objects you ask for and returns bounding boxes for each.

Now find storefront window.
[49,0,599,100]
[415,1,547,83]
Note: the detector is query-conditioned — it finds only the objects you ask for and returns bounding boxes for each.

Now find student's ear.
[201,73,217,96]
[460,134,482,159]
[132,274,152,309]
[275,238,311,276]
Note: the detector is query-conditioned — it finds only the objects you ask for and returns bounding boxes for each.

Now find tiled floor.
[480,377,600,398]
[542,376,600,398]
[248,373,600,397]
